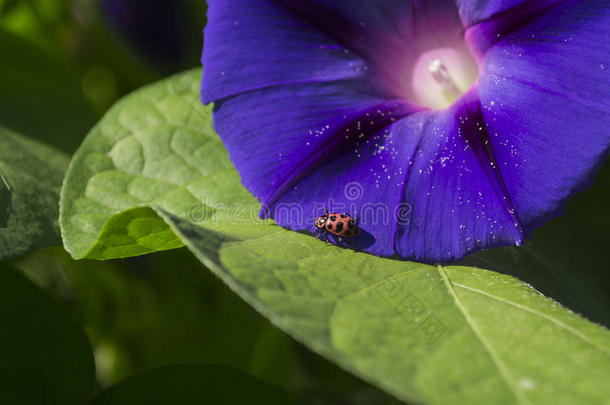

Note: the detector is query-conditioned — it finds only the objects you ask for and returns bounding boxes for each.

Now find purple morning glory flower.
[201,0,610,263]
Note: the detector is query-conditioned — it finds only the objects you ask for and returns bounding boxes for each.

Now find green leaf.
[161,212,610,405]
[92,364,296,405]
[60,69,610,405]
[0,266,95,405]
[84,206,184,259]
[60,69,230,260]
[0,29,97,153]
[0,126,69,260]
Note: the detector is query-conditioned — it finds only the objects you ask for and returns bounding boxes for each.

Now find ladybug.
[314,210,359,242]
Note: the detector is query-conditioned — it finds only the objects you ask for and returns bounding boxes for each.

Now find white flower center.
[411,47,479,109]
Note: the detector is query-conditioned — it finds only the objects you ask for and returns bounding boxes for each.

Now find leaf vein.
[452,282,610,357]
[437,265,532,405]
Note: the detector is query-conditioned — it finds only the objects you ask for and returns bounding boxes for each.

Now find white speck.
[519,378,535,390]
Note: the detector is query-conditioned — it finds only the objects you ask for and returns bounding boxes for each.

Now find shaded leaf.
[0,266,95,405]
[14,247,403,405]
[60,69,610,405]
[92,364,297,405]
[0,126,69,260]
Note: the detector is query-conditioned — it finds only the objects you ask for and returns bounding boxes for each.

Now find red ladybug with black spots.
[314,210,359,242]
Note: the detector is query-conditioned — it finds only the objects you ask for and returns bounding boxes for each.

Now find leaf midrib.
[437,265,532,405]
[452,281,610,357]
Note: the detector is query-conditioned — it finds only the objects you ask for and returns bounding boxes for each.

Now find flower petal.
[202,0,465,103]
[212,80,416,209]
[202,0,369,102]
[268,90,524,262]
[457,0,569,28]
[476,0,610,233]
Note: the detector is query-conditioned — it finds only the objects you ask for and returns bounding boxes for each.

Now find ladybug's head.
[315,215,328,229]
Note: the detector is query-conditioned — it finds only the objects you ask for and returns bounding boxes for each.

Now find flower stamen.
[409,47,478,110]
[428,58,462,102]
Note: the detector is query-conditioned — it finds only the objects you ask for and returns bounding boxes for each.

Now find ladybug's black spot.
[327,223,333,231]
[335,222,344,233]
[329,215,336,222]
[348,220,356,228]
[340,214,346,218]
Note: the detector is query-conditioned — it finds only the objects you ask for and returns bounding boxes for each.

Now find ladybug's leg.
[315,229,324,241]
[321,231,329,243]
[337,236,349,248]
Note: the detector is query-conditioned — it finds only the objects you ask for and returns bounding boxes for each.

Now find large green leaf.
[60,69,610,405]
[0,266,95,405]
[92,364,296,405]
[0,126,69,260]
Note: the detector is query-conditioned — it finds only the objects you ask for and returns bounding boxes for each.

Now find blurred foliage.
[0,30,96,152]
[0,0,205,123]
[91,364,297,404]
[0,266,95,405]
[13,247,403,404]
